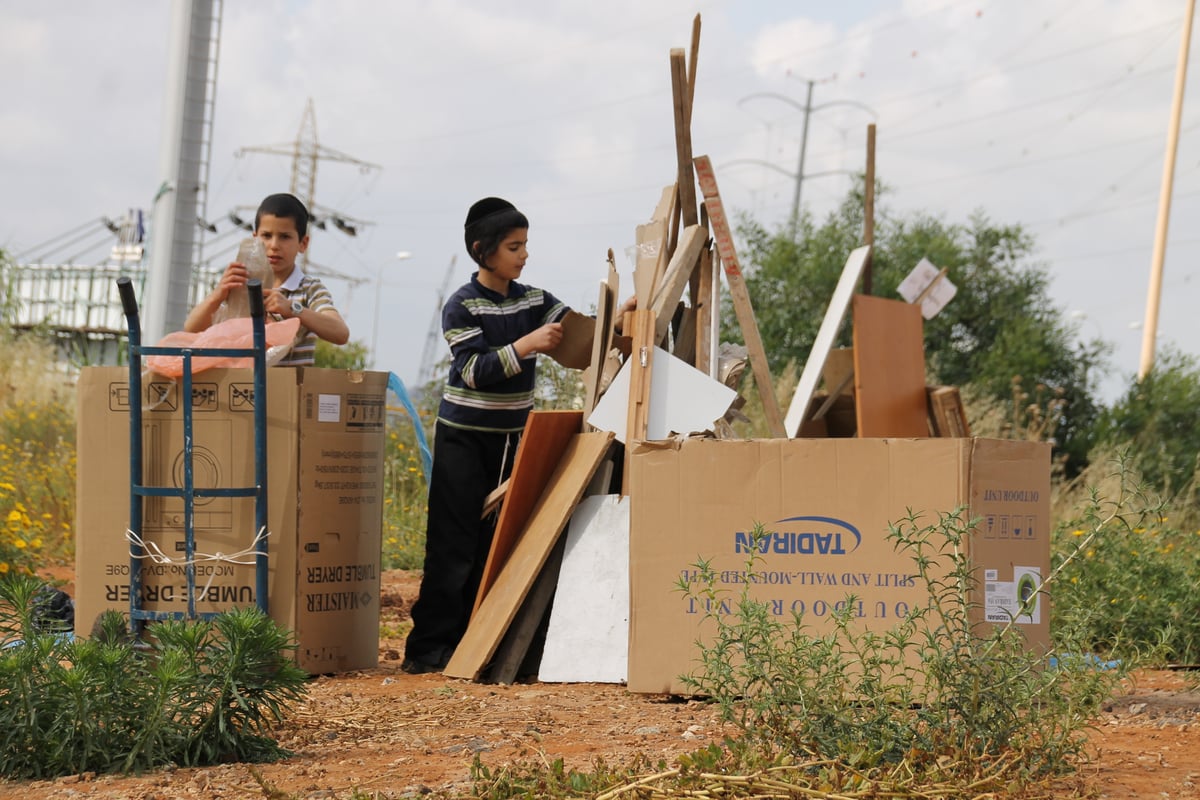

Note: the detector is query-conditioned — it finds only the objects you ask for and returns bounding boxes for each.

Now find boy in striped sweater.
[402,197,570,674]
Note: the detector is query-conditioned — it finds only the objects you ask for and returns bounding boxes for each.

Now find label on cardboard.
[985,565,1042,625]
[317,393,342,422]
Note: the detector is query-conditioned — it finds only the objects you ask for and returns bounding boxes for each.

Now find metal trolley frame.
[115,277,269,635]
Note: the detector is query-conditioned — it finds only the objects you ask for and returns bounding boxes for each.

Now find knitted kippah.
[464,197,517,230]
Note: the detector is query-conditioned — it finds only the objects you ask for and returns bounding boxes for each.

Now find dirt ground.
[2,569,1198,799]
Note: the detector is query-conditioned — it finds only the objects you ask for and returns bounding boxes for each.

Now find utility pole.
[738,81,875,238]
[1139,0,1195,380]
[236,99,380,269]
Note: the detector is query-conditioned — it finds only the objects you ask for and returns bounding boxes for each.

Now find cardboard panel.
[445,431,614,680]
[545,310,595,370]
[627,437,1050,695]
[473,410,584,614]
[852,294,928,437]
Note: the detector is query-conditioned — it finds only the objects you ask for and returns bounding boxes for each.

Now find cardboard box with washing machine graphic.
[75,366,387,674]
[627,437,1050,695]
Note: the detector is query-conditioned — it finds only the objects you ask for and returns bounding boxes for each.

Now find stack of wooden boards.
[442,14,971,684]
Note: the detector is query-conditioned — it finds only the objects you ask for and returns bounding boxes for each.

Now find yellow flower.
[30,538,42,549]
[1071,529,1084,537]
[13,539,27,550]
[0,563,7,573]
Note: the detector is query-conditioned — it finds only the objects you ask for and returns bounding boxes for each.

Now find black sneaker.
[401,657,443,675]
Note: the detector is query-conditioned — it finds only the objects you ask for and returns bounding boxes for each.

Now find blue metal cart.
[116,277,270,636]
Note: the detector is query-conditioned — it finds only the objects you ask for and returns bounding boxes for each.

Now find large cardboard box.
[75,366,387,673]
[628,437,1050,695]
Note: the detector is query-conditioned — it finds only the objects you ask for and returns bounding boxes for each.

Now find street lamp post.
[371,250,412,369]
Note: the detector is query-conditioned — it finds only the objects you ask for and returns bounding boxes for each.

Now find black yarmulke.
[465,197,517,230]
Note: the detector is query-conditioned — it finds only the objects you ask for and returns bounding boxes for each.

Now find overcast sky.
[2,0,1196,402]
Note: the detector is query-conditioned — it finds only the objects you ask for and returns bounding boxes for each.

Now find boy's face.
[255,213,309,279]
[483,228,529,281]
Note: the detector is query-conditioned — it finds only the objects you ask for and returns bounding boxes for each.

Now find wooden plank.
[480,478,508,519]
[471,410,583,615]
[582,255,618,426]
[783,245,871,437]
[863,123,876,296]
[692,243,713,372]
[444,431,615,680]
[693,155,786,437]
[651,186,678,297]
[928,385,971,437]
[485,536,565,685]
[650,224,706,346]
[625,309,655,446]
[634,186,676,309]
[852,295,928,437]
[622,309,655,495]
[671,49,698,228]
[821,347,855,396]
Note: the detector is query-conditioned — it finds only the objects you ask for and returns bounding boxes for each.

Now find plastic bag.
[145,317,301,378]
[214,237,273,324]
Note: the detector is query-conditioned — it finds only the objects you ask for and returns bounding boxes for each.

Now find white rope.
[124,526,271,568]
[124,526,272,602]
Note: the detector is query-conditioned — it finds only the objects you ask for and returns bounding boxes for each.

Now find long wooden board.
[582,256,618,424]
[650,224,706,346]
[693,155,786,437]
[445,431,615,680]
[852,294,928,437]
[471,410,584,615]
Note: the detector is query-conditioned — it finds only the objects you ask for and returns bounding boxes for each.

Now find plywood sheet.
[852,295,928,437]
[472,410,583,614]
[445,431,614,680]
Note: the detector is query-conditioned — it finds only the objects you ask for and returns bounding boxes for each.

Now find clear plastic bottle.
[222,237,272,319]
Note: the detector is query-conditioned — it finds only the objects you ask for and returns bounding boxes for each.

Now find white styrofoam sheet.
[539,494,629,683]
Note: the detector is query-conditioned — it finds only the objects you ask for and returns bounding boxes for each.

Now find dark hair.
[255,193,309,238]
[464,197,528,268]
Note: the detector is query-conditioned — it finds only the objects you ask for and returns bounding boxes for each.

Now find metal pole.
[789,80,815,235]
[1139,0,1195,380]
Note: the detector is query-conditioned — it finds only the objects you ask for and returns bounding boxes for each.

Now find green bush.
[1095,348,1200,505]
[0,573,308,779]
[1051,452,1200,665]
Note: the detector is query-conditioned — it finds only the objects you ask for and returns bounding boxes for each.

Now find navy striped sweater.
[437,273,569,433]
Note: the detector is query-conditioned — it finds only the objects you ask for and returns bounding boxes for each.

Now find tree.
[727,181,1107,473]
[1095,347,1200,500]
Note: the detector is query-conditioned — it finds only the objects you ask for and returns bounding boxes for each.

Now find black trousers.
[404,422,517,666]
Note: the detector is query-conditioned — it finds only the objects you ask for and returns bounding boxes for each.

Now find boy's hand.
[216,261,249,301]
[517,322,564,357]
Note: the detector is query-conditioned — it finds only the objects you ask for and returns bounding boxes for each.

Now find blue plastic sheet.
[387,372,432,487]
